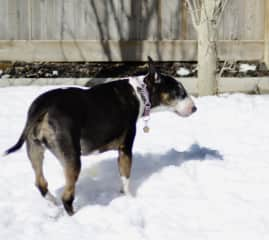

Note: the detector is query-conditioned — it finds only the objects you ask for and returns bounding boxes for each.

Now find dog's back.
[6,80,140,155]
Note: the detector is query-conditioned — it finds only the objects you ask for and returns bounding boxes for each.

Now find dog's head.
[145,56,196,117]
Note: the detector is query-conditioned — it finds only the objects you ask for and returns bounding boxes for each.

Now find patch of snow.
[1,74,10,79]
[239,63,257,73]
[176,67,191,76]
[0,70,3,76]
[0,86,269,240]
[52,70,58,76]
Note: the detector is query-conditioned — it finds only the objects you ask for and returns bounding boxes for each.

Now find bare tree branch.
[218,59,236,78]
[216,0,230,27]
[192,0,200,21]
[185,0,199,29]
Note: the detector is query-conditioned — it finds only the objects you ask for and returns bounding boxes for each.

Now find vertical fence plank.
[161,0,181,40]
[0,0,8,40]
[118,0,133,40]
[218,0,241,40]
[244,0,264,40]
[61,0,75,40]
[31,0,66,40]
[139,0,158,40]
[185,1,197,40]
[74,0,92,40]
[46,0,58,39]
[7,0,29,40]
[55,0,65,40]
[17,0,29,39]
[81,0,107,40]
[7,0,18,40]
[219,0,264,40]
[31,0,41,40]
[39,0,48,39]
[109,0,128,40]
[264,0,269,66]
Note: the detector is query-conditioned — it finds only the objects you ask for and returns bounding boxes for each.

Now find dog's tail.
[3,127,27,156]
[4,121,30,156]
[3,108,47,156]
[3,91,51,157]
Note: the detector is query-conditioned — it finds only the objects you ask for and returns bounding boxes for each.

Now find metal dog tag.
[143,126,150,133]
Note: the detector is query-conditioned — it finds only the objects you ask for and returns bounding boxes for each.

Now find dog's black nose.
[192,106,197,113]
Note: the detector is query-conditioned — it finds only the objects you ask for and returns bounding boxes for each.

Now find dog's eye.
[172,89,180,98]
[177,83,188,99]
[181,88,187,99]
[176,86,187,99]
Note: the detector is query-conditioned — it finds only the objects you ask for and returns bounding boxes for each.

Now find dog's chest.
[80,133,126,155]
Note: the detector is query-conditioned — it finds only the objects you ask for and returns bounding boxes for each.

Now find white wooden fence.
[0,0,268,63]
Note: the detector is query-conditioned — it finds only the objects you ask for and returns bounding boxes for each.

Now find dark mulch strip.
[0,61,268,79]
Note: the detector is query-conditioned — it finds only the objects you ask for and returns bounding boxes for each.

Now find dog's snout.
[192,106,197,113]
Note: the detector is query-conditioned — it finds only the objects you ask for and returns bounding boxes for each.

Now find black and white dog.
[4,57,196,215]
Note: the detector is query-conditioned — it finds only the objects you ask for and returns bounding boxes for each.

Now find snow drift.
[1,86,269,240]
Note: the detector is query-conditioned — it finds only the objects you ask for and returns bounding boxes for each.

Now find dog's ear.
[147,56,161,84]
[148,56,156,75]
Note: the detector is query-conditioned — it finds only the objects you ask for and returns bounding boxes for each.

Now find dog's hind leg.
[26,139,58,205]
[118,127,136,196]
[62,159,81,216]
[48,132,81,216]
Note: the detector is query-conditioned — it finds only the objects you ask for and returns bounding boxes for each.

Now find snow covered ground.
[1,86,269,240]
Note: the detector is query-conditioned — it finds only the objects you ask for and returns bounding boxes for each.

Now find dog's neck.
[128,75,152,132]
[137,80,151,118]
[128,75,151,117]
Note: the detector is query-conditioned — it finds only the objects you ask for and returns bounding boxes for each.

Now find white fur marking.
[121,176,132,196]
[151,96,195,117]
[128,75,146,118]
[45,192,60,206]
[151,105,174,113]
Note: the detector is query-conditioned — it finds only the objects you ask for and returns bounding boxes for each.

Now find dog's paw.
[120,188,133,197]
[45,191,61,206]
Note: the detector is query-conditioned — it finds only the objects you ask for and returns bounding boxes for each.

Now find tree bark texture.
[197,0,217,96]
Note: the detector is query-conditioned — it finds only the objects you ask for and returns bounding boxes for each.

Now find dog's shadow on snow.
[57,143,223,210]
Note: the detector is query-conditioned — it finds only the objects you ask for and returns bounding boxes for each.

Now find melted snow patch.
[176,67,191,76]
[239,63,257,73]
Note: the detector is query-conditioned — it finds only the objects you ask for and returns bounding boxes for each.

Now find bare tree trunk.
[197,0,217,96]
[186,0,229,96]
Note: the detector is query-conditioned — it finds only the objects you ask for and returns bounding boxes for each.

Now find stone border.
[0,78,91,87]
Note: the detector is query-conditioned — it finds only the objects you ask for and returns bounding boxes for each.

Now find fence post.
[265,0,269,67]
[28,0,32,40]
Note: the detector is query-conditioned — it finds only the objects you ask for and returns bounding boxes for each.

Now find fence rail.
[0,0,267,62]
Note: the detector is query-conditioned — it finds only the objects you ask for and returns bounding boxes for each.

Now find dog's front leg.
[118,128,136,196]
[118,149,132,195]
